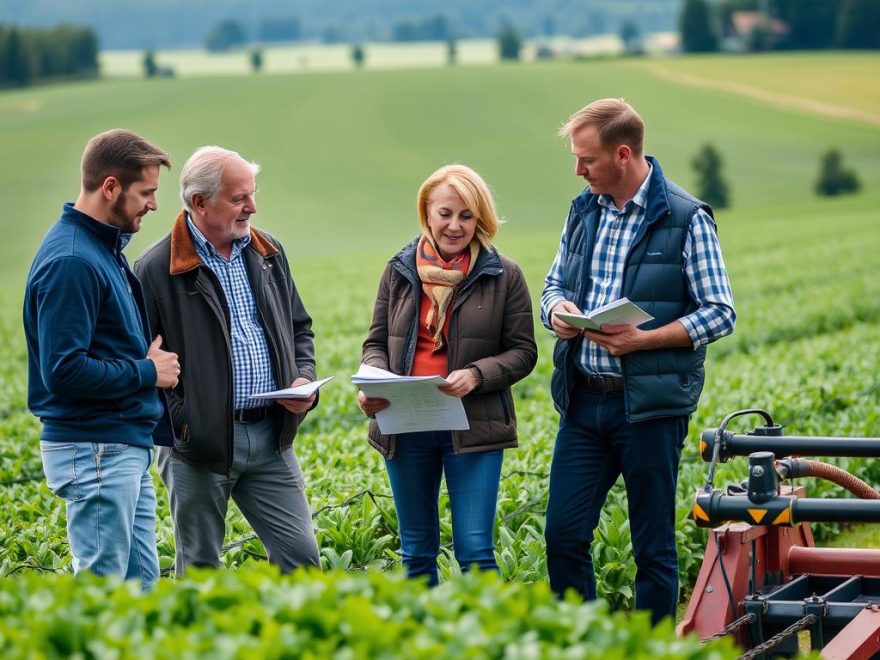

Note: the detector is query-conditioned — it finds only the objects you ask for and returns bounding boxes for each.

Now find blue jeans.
[544,386,688,625]
[385,431,503,586]
[40,441,159,590]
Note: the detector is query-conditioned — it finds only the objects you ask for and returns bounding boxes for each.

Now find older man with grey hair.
[134,146,321,575]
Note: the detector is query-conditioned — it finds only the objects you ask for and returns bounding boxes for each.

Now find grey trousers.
[158,416,321,576]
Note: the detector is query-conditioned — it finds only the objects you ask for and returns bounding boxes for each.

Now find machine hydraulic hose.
[776,458,880,500]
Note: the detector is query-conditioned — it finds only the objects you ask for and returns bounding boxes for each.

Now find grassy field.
[0,53,878,624]
[2,56,878,271]
[631,52,880,121]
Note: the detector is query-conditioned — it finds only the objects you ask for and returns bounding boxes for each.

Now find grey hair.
[180,146,261,212]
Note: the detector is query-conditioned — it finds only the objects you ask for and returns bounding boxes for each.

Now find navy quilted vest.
[550,157,714,421]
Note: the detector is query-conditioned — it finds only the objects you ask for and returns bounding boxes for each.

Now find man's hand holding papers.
[251,376,335,413]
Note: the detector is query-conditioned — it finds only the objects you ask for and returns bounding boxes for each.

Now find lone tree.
[142,50,158,78]
[679,0,719,53]
[497,24,522,61]
[447,37,457,66]
[815,149,861,196]
[250,48,263,73]
[692,144,731,209]
[620,19,643,55]
[350,43,365,69]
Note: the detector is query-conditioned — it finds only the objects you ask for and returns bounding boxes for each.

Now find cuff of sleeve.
[467,365,485,393]
[677,316,705,350]
[541,295,566,329]
[136,358,157,388]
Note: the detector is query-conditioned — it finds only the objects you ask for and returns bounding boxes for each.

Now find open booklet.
[352,364,469,435]
[554,297,654,332]
[251,376,335,400]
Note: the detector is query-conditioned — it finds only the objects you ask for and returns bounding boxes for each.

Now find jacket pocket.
[176,422,191,448]
[367,421,393,458]
[500,390,512,425]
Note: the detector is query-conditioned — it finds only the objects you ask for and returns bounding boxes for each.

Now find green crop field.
[0,52,878,656]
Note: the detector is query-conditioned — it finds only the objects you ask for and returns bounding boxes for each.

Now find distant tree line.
[205,16,302,52]
[204,14,456,50]
[391,15,452,42]
[196,2,677,53]
[2,1,685,51]
[205,20,248,52]
[203,13,524,67]
[0,24,98,88]
[680,0,879,53]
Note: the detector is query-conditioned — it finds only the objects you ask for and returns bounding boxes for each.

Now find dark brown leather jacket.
[362,239,537,458]
[134,210,316,475]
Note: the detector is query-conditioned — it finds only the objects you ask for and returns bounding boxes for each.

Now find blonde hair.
[558,98,645,155]
[416,164,502,249]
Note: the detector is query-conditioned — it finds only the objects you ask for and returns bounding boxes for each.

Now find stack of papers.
[352,364,469,435]
[554,297,654,331]
[251,376,335,400]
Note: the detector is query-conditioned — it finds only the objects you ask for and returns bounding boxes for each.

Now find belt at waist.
[233,406,273,423]
[574,370,624,394]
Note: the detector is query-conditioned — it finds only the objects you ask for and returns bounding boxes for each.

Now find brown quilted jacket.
[362,239,537,458]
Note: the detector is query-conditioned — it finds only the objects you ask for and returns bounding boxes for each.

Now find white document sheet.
[352,364,470,435]
[251,376,335,400]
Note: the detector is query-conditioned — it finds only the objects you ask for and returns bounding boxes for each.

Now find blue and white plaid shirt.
[541,166,735,376]
[187,215,277,409]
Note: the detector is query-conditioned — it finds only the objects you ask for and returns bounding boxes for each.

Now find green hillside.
[1,56,878,275]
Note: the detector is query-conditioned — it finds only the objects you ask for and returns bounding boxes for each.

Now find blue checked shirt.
[187,215,278,409]
[541,166,735,376]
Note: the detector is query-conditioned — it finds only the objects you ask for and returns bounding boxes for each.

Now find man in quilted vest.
[541,98,735,624]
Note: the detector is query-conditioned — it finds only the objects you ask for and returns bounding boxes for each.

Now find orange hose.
[797,459,880,499]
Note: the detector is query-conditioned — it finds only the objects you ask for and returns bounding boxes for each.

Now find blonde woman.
[358,164,537,584]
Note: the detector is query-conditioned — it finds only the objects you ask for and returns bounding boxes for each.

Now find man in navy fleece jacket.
[23,129,180,589]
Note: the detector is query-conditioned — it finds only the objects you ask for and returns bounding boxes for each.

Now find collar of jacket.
[168,209,280,275]
[570,155,672,227]
[61,202,130,255]
[389,236,503,286]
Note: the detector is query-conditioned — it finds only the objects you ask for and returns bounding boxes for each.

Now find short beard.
[109,189,141,234]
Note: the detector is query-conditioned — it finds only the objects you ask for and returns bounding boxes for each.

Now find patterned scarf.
[416,234,479,352]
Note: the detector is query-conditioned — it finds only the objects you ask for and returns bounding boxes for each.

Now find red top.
[410,249,472,377]
[411,294,451,377]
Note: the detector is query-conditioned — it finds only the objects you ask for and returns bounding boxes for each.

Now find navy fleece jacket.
[24,203,162,446]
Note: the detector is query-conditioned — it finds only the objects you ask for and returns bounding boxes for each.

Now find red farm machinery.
[678,408,880,659]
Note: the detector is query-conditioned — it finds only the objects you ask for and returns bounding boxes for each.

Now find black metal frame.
[694,491,880,527]
[744,575,880,655]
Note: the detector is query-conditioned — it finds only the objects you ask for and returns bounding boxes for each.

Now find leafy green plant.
[0,567,737,658]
